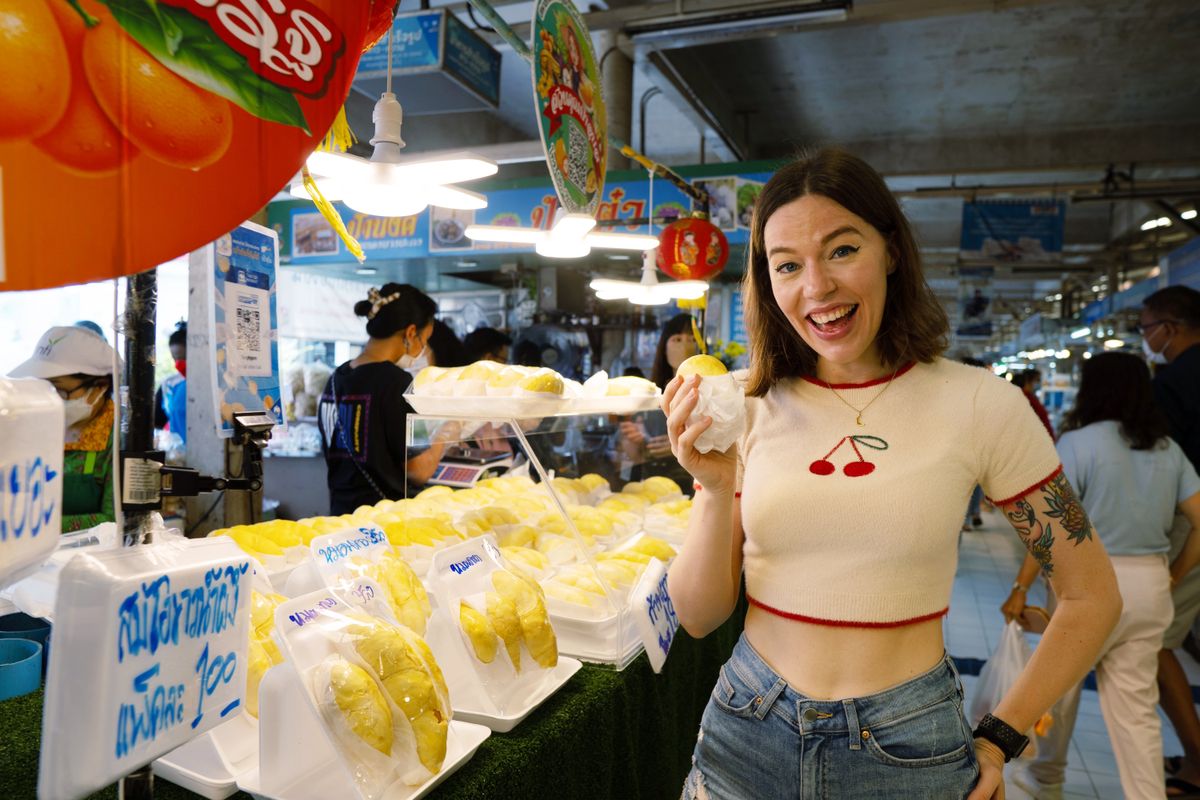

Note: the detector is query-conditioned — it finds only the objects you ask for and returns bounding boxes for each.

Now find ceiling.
[334,0,1200,344]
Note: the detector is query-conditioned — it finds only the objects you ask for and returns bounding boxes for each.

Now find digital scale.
[428,447,515,488]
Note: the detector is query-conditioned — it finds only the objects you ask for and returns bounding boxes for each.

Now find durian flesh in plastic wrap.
[246,591,286,718]
[493,569,557,669]
[351,621,450,775]
[328,657,394,756]
[629,535,678,561]
[370,552,432,636]
[459,600,498,664]
[485,591,524,673]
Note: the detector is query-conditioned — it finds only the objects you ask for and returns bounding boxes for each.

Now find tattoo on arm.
[1000,473,1095,578]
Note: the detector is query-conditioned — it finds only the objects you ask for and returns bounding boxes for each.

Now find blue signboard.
[729,290,747,346]
[960,200,1066,263]
[1080,296,1112,325]
[357,11,442,74]
[271,171,773,265]
[444,12,502,106]
[1167,236,1200,292]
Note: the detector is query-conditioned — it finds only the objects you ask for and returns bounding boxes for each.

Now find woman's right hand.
[662,374,737,496]
[1000,587,1026,623]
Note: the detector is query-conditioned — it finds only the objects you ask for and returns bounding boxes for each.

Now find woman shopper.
[318,284,459,515]
[1001,352,1200,799]
[663,148,1121,800]
[9,324,118,532]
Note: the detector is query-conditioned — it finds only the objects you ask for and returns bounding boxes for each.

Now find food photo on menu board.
[430,208,476,251]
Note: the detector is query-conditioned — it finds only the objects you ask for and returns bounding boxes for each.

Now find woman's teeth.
[809,305,857,326]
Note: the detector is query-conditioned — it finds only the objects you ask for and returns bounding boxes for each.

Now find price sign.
[39,538,252,800]
[0,380,63,589]
[631,558,678,674]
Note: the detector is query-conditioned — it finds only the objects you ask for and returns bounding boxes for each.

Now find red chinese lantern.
[364,0,401,51]
[657,213,729,281]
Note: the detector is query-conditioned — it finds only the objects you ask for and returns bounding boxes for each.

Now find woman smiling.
[663,149,1121,799]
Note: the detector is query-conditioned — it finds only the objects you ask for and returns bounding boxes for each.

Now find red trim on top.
[801,361,917,390]
[987,464,1064,507]
[747,595,949,628]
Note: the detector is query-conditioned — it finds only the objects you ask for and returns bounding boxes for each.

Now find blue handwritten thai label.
[117,564,248,663]
[449,554,483,575]
[315,526,387,565]
[0,456,58,541]
[287,596,339,628]
[632,559,678,674]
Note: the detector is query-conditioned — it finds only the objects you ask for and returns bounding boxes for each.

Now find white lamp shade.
[536,238,591,259]
[466,224,546,244]
[586,231,660,251]
[341,184,428,218]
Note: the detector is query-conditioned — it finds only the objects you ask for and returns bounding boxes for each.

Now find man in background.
[463,327,512,364]
[155,322,187,444]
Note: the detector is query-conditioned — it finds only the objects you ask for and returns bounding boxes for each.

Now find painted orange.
[83,13,233,170]
[0,0,380,291]
[0,1,70,140]
[35,1,137,176]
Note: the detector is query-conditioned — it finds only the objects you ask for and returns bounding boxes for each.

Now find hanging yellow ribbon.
[320,106,356,154]
[302,166,365,263]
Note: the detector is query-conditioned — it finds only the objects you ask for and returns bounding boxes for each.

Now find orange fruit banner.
[0,0,392,291]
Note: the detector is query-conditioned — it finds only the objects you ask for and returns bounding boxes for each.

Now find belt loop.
[843,699,862,750]
[754,678,787,720]
[945,654,965,700]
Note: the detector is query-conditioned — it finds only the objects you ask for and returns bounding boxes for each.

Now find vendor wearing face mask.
[9,325,118,533]
[318,284,460,515]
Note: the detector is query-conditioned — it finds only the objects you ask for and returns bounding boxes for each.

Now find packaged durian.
[425,535,566,723]
[274,584,455,795]
[246,565,287,719]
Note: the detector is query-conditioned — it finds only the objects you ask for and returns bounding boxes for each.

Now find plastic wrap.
[687,373,746,454]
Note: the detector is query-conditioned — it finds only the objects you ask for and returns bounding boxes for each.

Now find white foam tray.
[453,656,581,733]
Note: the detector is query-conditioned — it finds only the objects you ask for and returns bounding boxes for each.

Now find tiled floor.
[951,509,1200,799]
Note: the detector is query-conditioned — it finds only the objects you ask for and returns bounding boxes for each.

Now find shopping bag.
[969,621,1039,758]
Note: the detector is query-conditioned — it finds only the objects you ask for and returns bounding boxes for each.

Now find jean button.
[802,708,819,722]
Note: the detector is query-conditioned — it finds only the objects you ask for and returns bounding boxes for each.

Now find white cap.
[9,326,120,379]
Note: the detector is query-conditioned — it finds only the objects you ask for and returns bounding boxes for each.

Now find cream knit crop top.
[738,358,1061,627]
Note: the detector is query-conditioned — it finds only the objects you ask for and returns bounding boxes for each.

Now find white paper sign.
[631,558,678,674]
[39,538,252,800]
[0,379,63,589]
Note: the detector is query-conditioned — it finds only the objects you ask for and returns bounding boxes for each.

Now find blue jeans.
[683,634,980,800]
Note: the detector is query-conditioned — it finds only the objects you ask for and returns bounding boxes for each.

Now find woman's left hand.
[966,739,1006,799]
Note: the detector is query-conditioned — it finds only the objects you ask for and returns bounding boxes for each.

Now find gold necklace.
[825,368,900,426]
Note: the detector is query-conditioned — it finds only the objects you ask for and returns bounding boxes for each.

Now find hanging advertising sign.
[208,222,283,437]
[959,200,1066,264]
[956,266,994,339]
[532,0,607,216]
[0,0,390,292]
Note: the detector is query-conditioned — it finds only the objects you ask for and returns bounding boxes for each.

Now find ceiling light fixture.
[1104,339,1124,349]
[589,248,709,306]
[1183,209,1198,220]
[465,213,659,259]
[1070,327,1091,339]
[291,26,496,217]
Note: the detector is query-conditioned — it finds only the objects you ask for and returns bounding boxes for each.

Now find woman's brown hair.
[742,148,948,396]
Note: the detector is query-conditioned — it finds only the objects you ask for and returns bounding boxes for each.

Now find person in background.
[463,327,513,364]
[318,284,460,515]
[513,339,542,368]
[1014,369,1054,438]
[1138,286,1200,794]
[426,319,468,369]
[961,357,988,530]
[155,321,187,444]
[1001,352,1200,799]
[9,326,119,532]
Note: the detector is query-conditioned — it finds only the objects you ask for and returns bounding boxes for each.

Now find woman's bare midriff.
[744,605,947,700]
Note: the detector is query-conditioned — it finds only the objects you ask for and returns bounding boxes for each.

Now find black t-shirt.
[1154,343,1200,470]
[318,361,418,515]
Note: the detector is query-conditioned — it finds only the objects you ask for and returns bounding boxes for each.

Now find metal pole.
[119,268,157,797]
[465,0,531,59]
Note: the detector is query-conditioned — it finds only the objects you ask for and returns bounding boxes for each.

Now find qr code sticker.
[566,126,589,191]
[236,306,262,353]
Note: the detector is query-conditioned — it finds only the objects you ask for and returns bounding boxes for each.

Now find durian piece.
[597,559,640,589]
[414,365,459,394]
[485,365,529,396]
[497,525,537,549]
[501,545,549,573]
[598,549,653,566]
[555,567,607,596]
[605,375,659,396]
[372,553,432,635]
[485,591,524,672]
[628,536,678,561]
[542,580,601,607]
[246,637,272,718]
[642,476,683,499]
[328,657,394,756]
[351,622,450,774]
[578,473,609,493]
[250,591,285,663]
[517,368,565,396]
[416,485,454,502]
[493,570,557,669]
[459,600,498,664]
[460,360,503,382]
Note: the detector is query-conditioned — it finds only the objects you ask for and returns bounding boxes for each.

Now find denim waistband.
[726,633,964,736]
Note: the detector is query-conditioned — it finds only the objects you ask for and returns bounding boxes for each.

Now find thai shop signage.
[960,200,1066,263]
[1165,236,1200,291]
[956,266,994,339]
[533,0,607,215]
[1019,312,1045,346]
[269,169,774,264]
[354,9,501,112]
[0,1,386,291]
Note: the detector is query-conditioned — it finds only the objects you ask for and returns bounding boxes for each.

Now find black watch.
[972,713,1029,762]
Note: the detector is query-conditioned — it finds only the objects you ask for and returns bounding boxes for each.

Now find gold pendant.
[856,414,864,427]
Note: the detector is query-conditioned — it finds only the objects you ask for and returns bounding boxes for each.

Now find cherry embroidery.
[809,435,889,477]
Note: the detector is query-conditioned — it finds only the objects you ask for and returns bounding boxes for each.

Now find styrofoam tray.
[236,720,491,800]
[407,394,569,418]
[453,657,581,733]
[153,714,259,799]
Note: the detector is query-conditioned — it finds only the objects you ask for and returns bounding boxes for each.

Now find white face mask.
[397,342,429,372]
[63,395,95,428]
[1142,335,1170,365]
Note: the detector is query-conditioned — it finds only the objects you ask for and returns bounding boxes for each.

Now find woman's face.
[48,375,108,426]
[665,331,698,371]
[764,194,893,375]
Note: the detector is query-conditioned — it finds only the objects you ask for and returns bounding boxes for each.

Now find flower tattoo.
[1001,472,1095,577]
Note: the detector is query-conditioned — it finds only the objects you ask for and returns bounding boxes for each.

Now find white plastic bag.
[688,373,746,454]
[969,621,1037,759]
